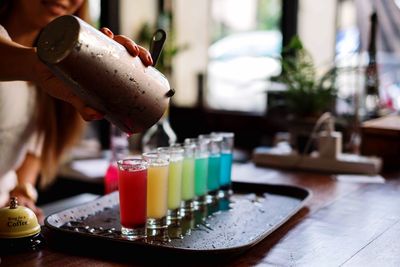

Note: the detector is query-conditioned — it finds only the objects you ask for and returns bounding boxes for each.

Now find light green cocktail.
[168,160,183,210]
[181,157,195,201]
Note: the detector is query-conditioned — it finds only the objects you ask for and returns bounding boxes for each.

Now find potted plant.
[136,22,188,77]
[277,36,337,153]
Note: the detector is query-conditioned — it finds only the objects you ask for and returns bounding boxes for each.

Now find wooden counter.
[361,114,400,170]
[2,163,400,266]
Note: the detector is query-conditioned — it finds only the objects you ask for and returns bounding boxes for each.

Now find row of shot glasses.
[117,132,234,240]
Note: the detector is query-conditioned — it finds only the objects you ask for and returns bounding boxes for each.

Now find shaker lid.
[0,197,41,239]
[37,15,81,64]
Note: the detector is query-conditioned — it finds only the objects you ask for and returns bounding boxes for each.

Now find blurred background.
[39,0,400,203]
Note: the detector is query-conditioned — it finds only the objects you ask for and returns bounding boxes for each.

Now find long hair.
[1,0,91,187]
[35,93,85,187]
[39,1,91,187]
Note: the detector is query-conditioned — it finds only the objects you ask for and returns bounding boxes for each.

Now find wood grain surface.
[2,163,400,267]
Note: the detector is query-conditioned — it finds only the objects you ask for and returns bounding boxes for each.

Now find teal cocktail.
[220,152,232,187]
[211,132,234,197]
[207,154,221,191]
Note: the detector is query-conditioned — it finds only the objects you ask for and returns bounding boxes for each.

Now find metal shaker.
[36,15,173,134]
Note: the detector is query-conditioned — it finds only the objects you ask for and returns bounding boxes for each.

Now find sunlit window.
[88,0,101,27]
[206,0,282,113]
[335,0,400,117]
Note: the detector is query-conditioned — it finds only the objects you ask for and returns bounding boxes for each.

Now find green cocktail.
[181,157,195,201]
[194,157,208,197]
[181,142,196,213]
[158,145,184,223]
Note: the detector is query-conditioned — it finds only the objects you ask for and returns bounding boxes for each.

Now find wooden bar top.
[362,114,400,135]
[2,163,400,266]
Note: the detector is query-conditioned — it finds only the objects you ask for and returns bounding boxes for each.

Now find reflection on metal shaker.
[36,15,173,134]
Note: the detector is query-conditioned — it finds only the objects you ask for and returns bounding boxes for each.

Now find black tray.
[45,182,310,256]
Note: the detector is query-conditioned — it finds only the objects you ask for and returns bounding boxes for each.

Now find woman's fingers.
[100,27,153,66]
[113,35,140,56]
[138,45,153,66]
[34,62,104,121]
[11,195,45,224]
[58,89,104,121]
[100,27,114,38]
[53,89,104,121]
[79,106,104,121]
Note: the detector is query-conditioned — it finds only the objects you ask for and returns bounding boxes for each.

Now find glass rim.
[117,158,148,171]
[199,134,223,142]
[142,151,169,166]
[184,137,198,144]
[211,132,235,138]
[157,146,184,154]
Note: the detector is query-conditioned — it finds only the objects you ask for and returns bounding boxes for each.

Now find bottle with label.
[364,12,380,119]
[141,107,177,153]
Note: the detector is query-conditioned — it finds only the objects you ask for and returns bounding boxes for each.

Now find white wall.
[120,0,157,38]
[298,0,337,75]
[119,0,208,107]
[173,0,210,107]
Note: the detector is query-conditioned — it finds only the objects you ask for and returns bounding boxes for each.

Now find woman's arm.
[0,29,153,121]
[0,36,38,82]
[0,36,103,120]
[10,153,44,223]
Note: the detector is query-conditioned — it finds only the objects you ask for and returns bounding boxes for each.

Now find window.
[206,0,282,114]
[335,0,400,118]
[88,0,101,27]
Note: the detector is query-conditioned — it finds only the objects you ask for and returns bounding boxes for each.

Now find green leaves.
[279,36,336,117]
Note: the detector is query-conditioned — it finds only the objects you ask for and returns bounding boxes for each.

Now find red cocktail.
[117,158,148,238]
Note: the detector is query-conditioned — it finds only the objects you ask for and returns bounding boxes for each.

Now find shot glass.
[211,132,234,197]
[185,138,209,208]
[180,212,195,237]
[158,145,184,224]
[199,134,222,203]
[117,158,148,239]
[180,142,196,214]
[142,151,169,229]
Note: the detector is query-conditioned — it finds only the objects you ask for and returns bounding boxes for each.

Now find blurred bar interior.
[38,0,400,204]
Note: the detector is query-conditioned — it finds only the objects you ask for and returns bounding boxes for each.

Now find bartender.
[0,0,153,221]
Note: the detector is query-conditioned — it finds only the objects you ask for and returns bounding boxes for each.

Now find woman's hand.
[32,28,153,121]
[100,27,153,66]
[0,35,104,121]
[33,61,105,121]
[31,28,153,121]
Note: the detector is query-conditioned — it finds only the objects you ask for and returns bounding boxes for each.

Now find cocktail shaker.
[36,15,173,134]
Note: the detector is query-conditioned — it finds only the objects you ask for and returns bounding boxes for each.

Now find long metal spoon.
[149,29,167,67]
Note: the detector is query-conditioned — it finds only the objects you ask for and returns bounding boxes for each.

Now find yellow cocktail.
[147,164,169,219]
[143,152,169,229]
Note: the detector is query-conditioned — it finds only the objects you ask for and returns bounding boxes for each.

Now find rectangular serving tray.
[44,182,310,256]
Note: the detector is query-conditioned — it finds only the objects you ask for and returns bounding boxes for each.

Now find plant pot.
[287,115,319,154]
